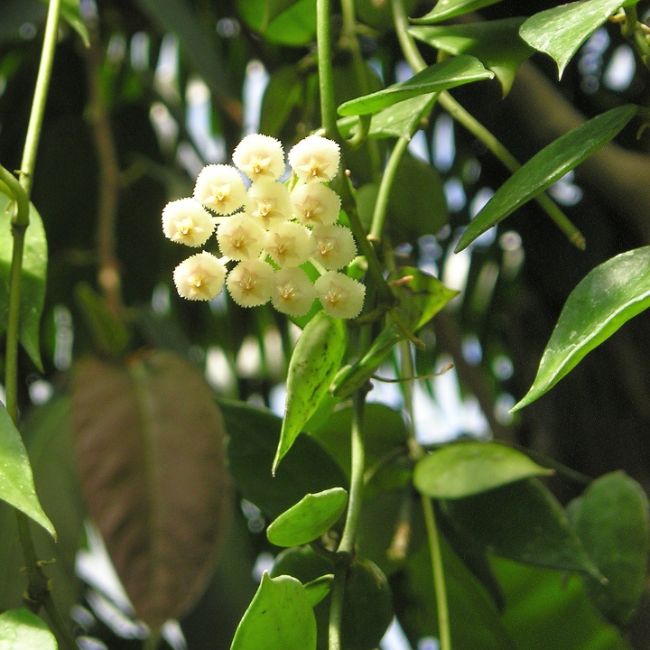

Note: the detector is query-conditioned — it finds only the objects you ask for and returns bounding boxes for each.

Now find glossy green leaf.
[414,442,552,499]
[513,246,650,411]
[493,559,627,650]
[237,0,316,46]
[444,479,601,577]
[568,471,650,625]
[0,193,47,370]
[456,105,638,252]
[0,404,55,539]
[397,538,515,649]
[72,351,231,627]
[303,574,334,607]
[267,487,348,547]
[223,399,347,518]
[0,608,57,649]
[412,0,503,24]
[368,95,437,139]
[520,0,626,78]
[338,55,493,116]
[231,574,316,650]
[410,18,533,95]
[273,312,346,473]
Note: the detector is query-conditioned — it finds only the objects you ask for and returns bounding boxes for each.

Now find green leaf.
[55,0,89,46]
[260,66,303,137]
[444,479,601,577]
[338,55,493,116]
[303,574,334,606]
[368,95,437,139]
[520,0,626,78]
[72,351,231,627]
[493,559,627,650]
[513,246,650,410]
[411,0,503,24]
[237,0,317,47]
[410,18,534,95]
[414,442,553,499]
[266,487,348,547]
[455,105,638,252]
[223,399,347,518]
[0,193,47,370]
[260,0,297,29]
[0,404,55,539]
[568,471,650,625]
[0,608,57,649]
[397,539,515,649]
[231,574,316,650]
[273,312,347,473]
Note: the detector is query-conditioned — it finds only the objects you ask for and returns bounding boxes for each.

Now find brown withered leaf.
[72,350,231,628]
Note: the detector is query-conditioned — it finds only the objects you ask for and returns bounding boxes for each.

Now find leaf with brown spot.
[72,350,231,628]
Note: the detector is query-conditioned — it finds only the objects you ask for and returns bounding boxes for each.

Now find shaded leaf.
[396,537,515,649]
[455,105,638,252]
[411,0,503,24]
[568,471,650,625]
[0,608,56,649]
[72,351,232,627]
[369,95,437,139]
[493,558,627,650]
[414,441,552,499]
[266,487,348,547]
[39,0,89,46]
[237,0,316,47]
[444,479,600,577]
[520,0,625,78]
[274,312,347,473]
[231,574,316,650]
[223,399,347,518]
[338,55,493,116]
[410,18,533,94]
[513,246,650,410]
[260,66,303,137]
[304,574,334,607]
[0,193,47,369]
[0,404,55,538]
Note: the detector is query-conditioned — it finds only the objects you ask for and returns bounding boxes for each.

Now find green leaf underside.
[231,574,317,650]
[0,404,55,538]
[410,19,534,95]
[72,352,231,627]
[223,399,347,518]
[444,479,601,578]
[303,574,334,606]
[520,0,626,78]
[273,312,346,473]
[0,608,57,649]
[411,0,503,24]
[267,487,348,547]
[568,471,650,625]
[337,55,494,116]
[0,193,47,370]
[414,442,552,499]
[456,104,637,252]
[514,246,650,410]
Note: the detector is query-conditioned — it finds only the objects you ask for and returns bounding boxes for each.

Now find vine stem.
[390,0,585,250]
[317,0,339,139]
[3,1,77,648]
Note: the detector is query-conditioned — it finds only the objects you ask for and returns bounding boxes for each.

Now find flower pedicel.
[161,134,365,319]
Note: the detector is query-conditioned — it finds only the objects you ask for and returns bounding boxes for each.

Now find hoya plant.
[0,0,649,648]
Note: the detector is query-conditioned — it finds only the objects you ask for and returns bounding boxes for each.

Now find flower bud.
[233,134,285,182]
[288,135,340,183]
[290,182,341,226]
[264,222,313,268]
[162,198,215,247]
[173,252,226,301]
[246,181,292,230]
[226,260,274,307]
[271,268,316,317]
[194,164,246,215]
[311,224,357,270]
[315,271,365,319]
[217,213,266,261]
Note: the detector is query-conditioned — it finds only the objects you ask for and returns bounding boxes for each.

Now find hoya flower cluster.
[161,134,365,319]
